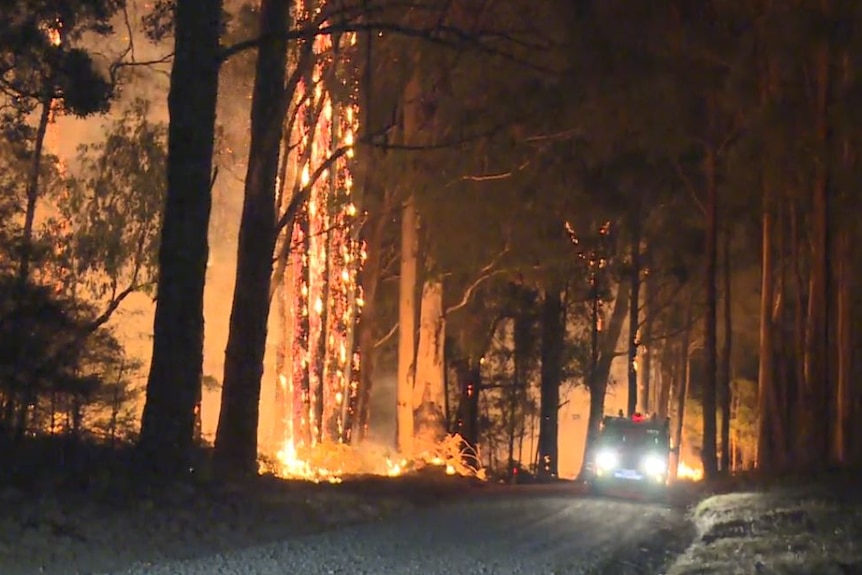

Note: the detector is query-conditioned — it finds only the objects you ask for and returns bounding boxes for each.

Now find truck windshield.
[600,426,667,449]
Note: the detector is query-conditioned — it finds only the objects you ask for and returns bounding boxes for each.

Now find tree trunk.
[453,358,480,451]
[396,196,418,455]
[354,216,383,442]
[580,280,630,479]
[138,0,222,476]
[670,302,692,481]
[701,134,719,481]
[272,275,289,449]
[800,30,831,469]
[508,307,530,478]
[657,343,673,419]
[720,222,732,474]
[834,227,850,464]
[19,95,52,283]
[413,278,447,454]
[537,287,563,479]
[641,249,654,414]
[627,210,641,417]
[213,0,290,477]
[833,51,851,466]
[756,135,780,470]
[790,199,806,462]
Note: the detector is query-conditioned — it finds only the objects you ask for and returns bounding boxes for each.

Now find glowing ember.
[677,461,704,482]
[42,19,62,47]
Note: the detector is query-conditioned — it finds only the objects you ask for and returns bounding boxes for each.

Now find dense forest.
[1,0,860,484]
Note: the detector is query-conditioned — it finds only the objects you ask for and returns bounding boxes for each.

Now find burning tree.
[270,2,364,470]
[213,0,364,478]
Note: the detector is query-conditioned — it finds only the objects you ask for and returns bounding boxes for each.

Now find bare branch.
[672,157,705,215]
[374,322,399,349]
[274,146,351,235]
[444,246,510,316]
[459,159,530,182]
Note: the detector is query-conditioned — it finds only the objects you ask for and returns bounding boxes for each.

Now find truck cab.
[587,411,671,496]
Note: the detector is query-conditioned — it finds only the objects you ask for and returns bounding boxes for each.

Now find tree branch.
[672,157,705,215]
[444,246,510,316]
[374,321,399,349]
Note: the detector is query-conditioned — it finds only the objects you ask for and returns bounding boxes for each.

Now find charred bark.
[453,358,480,452]
[701,130,719,481]
[627,209,641,417]
[138,0,222,476]
[641,249,654,414]
[670,301,692,481]
[537,287,563,480]
[800,27,832,469]
[720,222,732,474]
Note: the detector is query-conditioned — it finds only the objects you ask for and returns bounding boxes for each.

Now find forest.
[1,0,860,485]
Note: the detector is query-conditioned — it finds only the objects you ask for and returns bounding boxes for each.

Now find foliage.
[49,98,166,302]
[0,274,131,439]
[0,0,122,123]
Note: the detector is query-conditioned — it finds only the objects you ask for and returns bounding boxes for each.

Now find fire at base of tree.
[258,433,486,484]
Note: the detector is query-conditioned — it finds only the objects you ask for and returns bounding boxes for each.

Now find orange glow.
[271,0,364,479]
[43,19,62,47]
[677,461,704,482]
[263,434,485,483]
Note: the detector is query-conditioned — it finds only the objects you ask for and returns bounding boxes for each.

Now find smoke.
[44,0,257,442]
[365,371,397,448]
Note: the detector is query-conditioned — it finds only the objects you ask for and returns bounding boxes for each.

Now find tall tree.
[138,0,222,475]
[396,193,419,455]
[214,0,291,478]
[536,285,564,479]
[0,0,118,282]
[701,98,720,480]
[627,202,642,417]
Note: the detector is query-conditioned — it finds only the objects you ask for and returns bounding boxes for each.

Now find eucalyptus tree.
[0,0,120,282]
[138,0,223,475]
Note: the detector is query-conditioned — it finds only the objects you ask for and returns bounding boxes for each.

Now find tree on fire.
[5,0,862,484]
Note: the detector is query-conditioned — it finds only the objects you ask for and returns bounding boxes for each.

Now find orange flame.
[677,461,704,481]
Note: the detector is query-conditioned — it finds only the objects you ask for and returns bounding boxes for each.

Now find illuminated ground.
[3,468,859,575]
[89,482,697,575]
[667,474,862,575]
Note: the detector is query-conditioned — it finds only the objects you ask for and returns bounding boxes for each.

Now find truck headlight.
[595,449,619,471]
[641,454,667,476]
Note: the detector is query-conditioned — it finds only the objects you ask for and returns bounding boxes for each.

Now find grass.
[665,470,862,575]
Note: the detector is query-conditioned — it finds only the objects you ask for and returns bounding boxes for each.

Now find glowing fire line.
[271,0,365,480]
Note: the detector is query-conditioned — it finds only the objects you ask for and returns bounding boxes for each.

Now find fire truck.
[585,411,672,497]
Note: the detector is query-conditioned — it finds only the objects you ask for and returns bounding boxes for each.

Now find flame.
[263,434,485,484]
[677,461,704,482]
[43,20,62,47]
[267,1,489,486]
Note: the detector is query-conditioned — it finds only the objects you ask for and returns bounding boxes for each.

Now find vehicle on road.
[586,411,672,498]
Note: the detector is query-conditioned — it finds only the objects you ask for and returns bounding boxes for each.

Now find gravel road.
[103,485,694,575]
